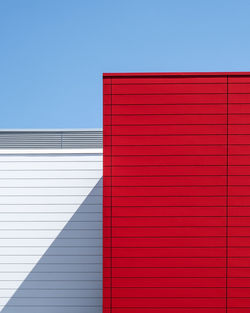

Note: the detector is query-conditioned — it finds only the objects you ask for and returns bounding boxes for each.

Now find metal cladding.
[103,72,250,313]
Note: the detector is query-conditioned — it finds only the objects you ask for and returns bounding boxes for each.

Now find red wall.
[103,72,250,313]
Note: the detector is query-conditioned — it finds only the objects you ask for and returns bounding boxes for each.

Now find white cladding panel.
[0,152,103,313]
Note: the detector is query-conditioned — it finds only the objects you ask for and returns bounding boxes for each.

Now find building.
[0,129,102,313]
[1,72,250,313]
[103,72,250,313]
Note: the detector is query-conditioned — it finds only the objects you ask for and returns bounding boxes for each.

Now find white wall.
[0,150,102,313]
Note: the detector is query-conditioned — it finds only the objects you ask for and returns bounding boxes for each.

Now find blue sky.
[0,0,250,129]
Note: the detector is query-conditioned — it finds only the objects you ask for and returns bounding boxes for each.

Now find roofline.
[0,148,103,155]
[103,71,250,77]
[0,128,102,132]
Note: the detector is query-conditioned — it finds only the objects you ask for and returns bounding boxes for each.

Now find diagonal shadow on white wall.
[1,178,103,313]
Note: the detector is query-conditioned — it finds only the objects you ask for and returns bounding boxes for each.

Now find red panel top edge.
[103,71,250,77]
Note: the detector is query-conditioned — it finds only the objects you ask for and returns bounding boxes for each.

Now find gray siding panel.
[62,131,102,149]
[0,130,102,149]
[2,306,102,313]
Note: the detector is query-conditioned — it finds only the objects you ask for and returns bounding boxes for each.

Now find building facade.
[0,129,102,313]
[103,72,250,313]
[1,72,250,313]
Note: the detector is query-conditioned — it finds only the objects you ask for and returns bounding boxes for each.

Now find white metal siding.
[0,151,102,313]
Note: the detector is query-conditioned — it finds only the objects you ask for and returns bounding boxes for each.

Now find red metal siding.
[103,72,250,313]
[228,75,250,313]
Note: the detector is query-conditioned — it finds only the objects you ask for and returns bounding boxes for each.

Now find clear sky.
[0,0,250,129]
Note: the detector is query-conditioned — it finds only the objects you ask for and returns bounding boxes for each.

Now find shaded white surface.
[0,151,102,312]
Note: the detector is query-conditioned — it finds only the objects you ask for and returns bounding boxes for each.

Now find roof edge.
[103,71,250,77]
[0,128,102,132]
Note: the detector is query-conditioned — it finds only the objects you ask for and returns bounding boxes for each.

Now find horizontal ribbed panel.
[0,152,103,312]
[0,130,102,149]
